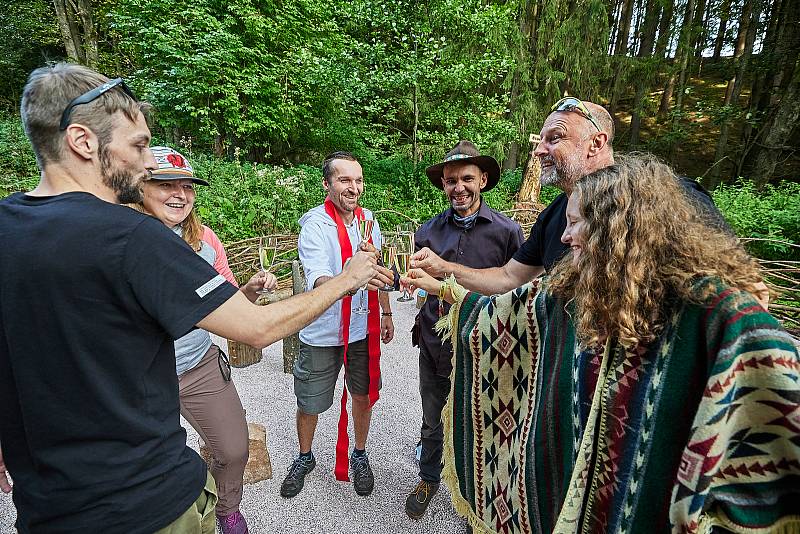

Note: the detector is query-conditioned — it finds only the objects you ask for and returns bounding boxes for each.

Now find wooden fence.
[223,226,799,335]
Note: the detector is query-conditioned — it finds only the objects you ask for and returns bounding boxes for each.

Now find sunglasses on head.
[59,78,138,131]
[550,97,602,133]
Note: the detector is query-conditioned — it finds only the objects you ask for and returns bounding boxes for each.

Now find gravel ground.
[0,301,467,533]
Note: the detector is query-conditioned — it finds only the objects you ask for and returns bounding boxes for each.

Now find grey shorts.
[293,338,382,415]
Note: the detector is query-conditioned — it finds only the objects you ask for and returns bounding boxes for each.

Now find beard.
[540,152,585,190]
[100,144,144,204]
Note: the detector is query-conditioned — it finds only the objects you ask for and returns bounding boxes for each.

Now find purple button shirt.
[415,200,524,375]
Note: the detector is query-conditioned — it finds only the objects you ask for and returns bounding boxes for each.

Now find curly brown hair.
[547,153,764,348]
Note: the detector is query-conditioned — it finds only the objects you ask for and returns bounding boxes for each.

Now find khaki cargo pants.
[155,471,218,534]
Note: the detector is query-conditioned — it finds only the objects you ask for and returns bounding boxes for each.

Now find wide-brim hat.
[149,146,209,186]
[425,140,500,192]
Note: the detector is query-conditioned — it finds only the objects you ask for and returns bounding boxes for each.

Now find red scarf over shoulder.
[324,198,381,481]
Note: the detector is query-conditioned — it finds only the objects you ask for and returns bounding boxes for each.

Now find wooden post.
[512,134,544,225]
[282,260,304,373]
[227,339,263,368]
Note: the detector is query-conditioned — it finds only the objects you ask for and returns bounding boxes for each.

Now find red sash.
[324,198,382,481]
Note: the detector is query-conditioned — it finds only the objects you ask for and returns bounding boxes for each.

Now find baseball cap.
[149,146,209,186]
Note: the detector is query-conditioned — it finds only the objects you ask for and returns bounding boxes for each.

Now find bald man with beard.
[411,98,749,299]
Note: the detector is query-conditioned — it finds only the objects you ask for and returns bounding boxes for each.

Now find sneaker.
[280,454,316,498]
[216,510,249,534]
[350,451,375,496]
[405,480,439,519]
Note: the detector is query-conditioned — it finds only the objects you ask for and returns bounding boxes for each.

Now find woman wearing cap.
[135,146,273,534]
[404,155,799,533]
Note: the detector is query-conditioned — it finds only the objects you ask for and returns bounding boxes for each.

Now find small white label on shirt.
[195,274,226,298]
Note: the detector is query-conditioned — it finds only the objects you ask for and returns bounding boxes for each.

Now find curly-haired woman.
[407,154,799,534]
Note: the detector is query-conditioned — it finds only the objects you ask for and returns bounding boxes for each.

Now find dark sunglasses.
[550,97,602,133]
[59,78,138,131]
[217,349,232,382]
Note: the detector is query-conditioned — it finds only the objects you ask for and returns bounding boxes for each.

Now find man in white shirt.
[281,151,394,499]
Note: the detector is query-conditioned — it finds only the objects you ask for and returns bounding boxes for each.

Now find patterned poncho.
[440,278,800,534]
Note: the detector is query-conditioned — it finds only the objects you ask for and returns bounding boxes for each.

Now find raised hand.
[401,267,440,295]
[367,264,395,292]
[342,251,379,292]
[411,247,450,278]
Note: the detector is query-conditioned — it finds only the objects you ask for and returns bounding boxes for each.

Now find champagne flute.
[395,231,414,302]
[380,236,397,292]
[353,217,374,315]
[257,236,277,295]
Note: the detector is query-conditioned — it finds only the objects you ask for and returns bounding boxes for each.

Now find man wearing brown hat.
[405,141,524,520]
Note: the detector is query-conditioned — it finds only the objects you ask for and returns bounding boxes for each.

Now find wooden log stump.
[282,260,304,373]
[227,339,262,368]
[199,422,272,484]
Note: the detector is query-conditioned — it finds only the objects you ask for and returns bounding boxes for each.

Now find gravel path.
[0,301,467,533]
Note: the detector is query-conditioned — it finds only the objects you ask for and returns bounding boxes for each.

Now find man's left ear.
[588,132,609,156]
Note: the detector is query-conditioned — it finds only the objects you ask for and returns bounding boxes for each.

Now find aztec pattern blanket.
[440,278,800,534]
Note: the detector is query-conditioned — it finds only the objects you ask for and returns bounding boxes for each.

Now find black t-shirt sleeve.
[123,217,239,339]
[513,194,567,267]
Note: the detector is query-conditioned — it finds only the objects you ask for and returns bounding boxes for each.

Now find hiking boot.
[280,453,316,498]
[350,450,375,496]
[405,480,439,519]
[216,510,249,534]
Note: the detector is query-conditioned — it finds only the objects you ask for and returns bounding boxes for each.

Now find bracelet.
[381,312,393,317]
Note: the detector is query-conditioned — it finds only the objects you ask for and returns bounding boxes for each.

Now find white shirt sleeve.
[298,220,336,291]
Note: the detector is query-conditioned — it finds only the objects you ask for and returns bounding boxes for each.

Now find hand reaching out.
[411,247,450,278]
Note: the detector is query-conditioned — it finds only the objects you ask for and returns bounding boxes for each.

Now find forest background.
[0,0,798,262]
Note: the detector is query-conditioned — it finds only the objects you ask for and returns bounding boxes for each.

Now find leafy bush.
[712,180,800,260]
[2,113,797,262]
[0,115,39,196]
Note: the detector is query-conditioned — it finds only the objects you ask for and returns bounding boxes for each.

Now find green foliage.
[0,115,39,196]
[188,150,522,244]
[712,180,800,260]
[0,0,62,112]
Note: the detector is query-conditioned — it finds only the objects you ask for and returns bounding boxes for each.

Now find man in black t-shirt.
[411,99,745,299]
[0,63,389,533]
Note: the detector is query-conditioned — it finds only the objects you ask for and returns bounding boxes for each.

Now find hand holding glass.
[258,236,278,295]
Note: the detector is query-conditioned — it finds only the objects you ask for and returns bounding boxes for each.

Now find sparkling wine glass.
[353,217,375,315]
[380,236,397,292]
[395,231,414,302]
[257,236,278,295]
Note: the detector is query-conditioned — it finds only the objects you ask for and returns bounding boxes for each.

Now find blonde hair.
[128,201,204,251]
[548,154,763,348]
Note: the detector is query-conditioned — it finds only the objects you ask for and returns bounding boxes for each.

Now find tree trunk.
[615,0,636,54]
[673,0,697,113]
[53,0,84,64]
[746,66,800,186]
[738,0,799,177]
[75,0,97,68]
[706,0,762,187]
[712,0,732,61]
[629,0,661,146]
[654,0,675,58]
[743,0,795,142]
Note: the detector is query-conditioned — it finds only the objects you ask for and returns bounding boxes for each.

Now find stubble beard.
[540,152,585,191]
[99,144,144,204]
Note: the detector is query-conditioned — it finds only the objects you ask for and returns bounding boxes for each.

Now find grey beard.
[540,157,582,190]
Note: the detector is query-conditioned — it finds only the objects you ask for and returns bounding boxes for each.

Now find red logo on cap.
[166,153,186,168]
